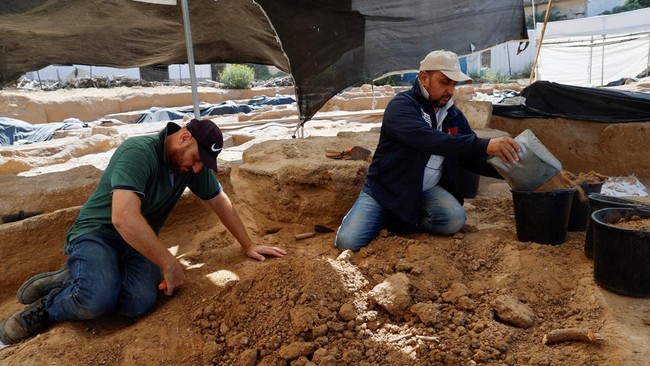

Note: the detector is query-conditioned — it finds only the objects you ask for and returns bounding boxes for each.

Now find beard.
[432,95,451,108]
[165,144,191,174]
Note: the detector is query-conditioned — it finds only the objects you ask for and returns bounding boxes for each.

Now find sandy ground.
[0,85,649,365]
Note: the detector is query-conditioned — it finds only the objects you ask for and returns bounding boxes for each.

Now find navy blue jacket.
[362,81,502,225]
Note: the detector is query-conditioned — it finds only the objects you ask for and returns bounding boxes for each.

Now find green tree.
[601,0,648,14]
[527,7,561,28]
[219,64,255,89]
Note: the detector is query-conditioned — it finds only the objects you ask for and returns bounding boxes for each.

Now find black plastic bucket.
[456,166,480,199]
[567,182,605,232]
[592,207,650,297]
[584,194,640,259]
[511,189,575,245]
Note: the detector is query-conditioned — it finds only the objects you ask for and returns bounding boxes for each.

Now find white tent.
[536,7,650,87]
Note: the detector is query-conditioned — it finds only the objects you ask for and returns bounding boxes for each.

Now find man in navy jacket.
[335,50,521,252]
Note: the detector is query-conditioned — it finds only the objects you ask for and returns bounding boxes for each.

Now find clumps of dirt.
[192,199,608,366]
[612,215,650,231]
[570,171,609,184]
[536,170,609,202]
[537,170,608,192]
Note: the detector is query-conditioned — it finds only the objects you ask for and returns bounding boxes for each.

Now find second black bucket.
[592,207,650,297]
[567,182,604,232]
[456,166,480,199]
[584,193,641,259]
[512,189,575,245]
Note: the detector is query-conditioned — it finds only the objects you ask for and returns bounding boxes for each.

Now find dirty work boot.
[16,263,70,305]
[0,297,52,344]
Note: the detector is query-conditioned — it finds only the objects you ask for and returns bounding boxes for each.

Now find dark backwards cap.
[186,119,223,171]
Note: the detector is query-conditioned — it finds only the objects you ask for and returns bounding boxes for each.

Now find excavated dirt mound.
[1,134,649,366]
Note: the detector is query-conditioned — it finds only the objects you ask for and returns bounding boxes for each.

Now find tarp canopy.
[492,81,650,123]
[0,0,527,122]
[537,8,650,87]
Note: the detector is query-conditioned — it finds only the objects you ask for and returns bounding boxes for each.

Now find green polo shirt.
[64,123,221,253]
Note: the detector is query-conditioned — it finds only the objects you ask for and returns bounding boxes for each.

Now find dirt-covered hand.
[161,258,184,296]
[246,245,287,261]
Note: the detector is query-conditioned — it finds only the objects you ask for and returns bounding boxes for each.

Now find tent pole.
[600,35,605,86]
[531,0,536,30]
[646,32,649,78]
[180,0,201,119]
[529,0,553,85]
[589,36,594,85]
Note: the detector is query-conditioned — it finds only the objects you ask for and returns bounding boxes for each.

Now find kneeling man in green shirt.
[1,119,286,346]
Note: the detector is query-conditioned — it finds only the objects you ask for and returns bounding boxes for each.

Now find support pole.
[529,0,553,85]
[180,0,201,119]
[600,35,606,86]
[646,32,649,78]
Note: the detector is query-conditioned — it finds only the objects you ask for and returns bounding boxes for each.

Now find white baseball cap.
[419,50,472,82]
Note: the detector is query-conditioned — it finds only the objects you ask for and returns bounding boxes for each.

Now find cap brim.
[198,147,219,171]
[440,70,472,83]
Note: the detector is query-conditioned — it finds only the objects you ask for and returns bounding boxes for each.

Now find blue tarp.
[248,95,296,107]
[136,108,188,124]
[136,96,295,123]
[201,101,252,116]
[0,117,85,146]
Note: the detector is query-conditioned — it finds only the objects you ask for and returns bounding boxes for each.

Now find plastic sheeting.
[135,95,296,123]
[537,8,650,87]
[0,117,85,146]
[0,0,527,122]
[491,81,650,123]
[201,101,252,117]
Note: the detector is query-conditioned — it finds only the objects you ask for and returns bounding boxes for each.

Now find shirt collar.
[159,122,182,168]
[416,80,454,111]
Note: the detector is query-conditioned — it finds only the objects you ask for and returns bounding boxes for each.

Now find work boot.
[0,297,52,344]
[16,263,70,305]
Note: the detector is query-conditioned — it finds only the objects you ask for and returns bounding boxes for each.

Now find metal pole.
[601,35,605,86]
[588,36,593,85]
[37,70,43,90]
[646,32,649,78]
[531,0,536,29]
[180,0,201,119]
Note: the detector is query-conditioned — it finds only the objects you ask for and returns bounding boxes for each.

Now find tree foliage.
[219,64,255,89]
[601,0,649,14]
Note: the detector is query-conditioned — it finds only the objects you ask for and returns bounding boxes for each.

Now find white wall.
[167,64,213,81]
[26,65,140,81]
[488,29,538,77]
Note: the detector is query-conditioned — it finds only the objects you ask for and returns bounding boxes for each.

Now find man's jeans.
[335,185,466,252]
[45,233,161,321]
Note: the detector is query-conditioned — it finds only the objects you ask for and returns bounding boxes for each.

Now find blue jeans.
[45,233,161,321]
[335,186,466,252]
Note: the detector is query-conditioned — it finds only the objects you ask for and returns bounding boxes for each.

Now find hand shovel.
[295,224,336,240]
[325,146,371,160]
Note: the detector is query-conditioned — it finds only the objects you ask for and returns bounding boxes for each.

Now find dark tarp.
[0,117,84,146]
[248,95,296,107]
[492,81,650,123]
[0,0,527,122]
[136,96,295,123]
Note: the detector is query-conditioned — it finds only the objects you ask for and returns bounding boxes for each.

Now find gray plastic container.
[488,129,562,191]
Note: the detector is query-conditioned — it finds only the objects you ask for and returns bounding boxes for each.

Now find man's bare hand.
[161,258,184,296]
[246,245,287,261]
[487,136,521,164]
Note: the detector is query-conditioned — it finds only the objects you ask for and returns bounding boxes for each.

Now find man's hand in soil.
[246,244,286,261]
